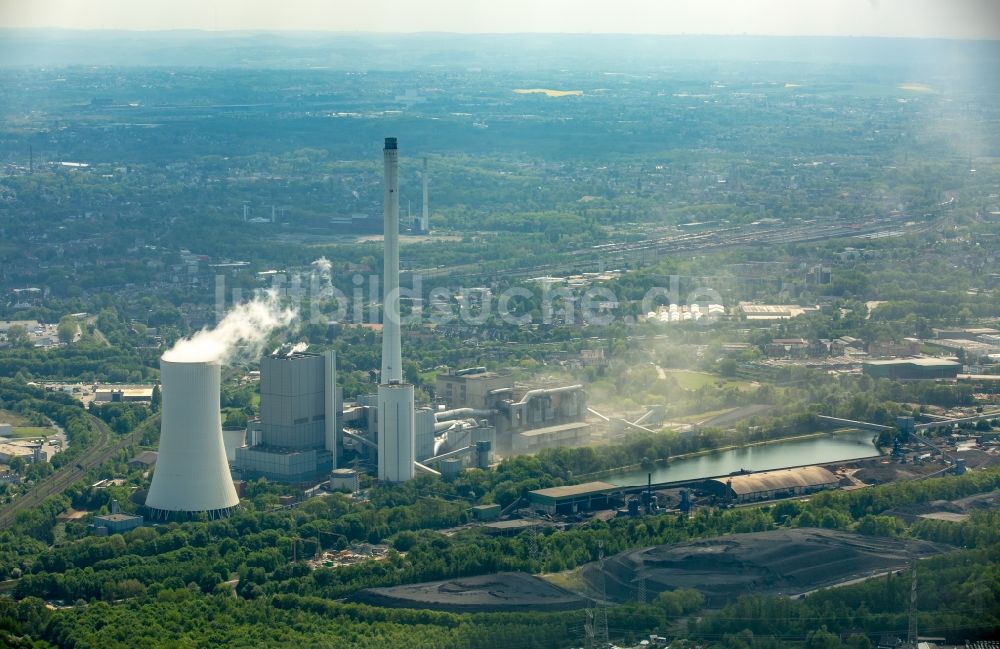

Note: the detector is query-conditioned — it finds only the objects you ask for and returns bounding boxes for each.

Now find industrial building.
[528,481,622,515]
[93,387,154,403]
[0,441,46,465]
[145,358,240,519]
[436,368,513,409]
[863,358,962,380]
[127,450,157,471]
[93,513,143,534]
[235,349,340,484]
[738,303,820,321]
[702,466,839,503]
[434,368,588,456]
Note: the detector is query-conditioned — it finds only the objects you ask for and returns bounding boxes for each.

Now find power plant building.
[235,350,340,484]
[434,368,588,456]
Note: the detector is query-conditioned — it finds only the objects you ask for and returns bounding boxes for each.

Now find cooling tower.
[146,358,240,519]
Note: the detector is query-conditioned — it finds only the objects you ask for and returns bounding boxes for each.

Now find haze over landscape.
[0,3,998,648]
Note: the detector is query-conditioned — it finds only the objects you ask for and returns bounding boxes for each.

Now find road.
[0,413,144,529]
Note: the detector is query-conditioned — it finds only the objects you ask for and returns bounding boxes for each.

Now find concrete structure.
[869,340,920,359]
[375,137,416,483]
[0,423,12,437]
[469,503,501,521]
[436,369,514,409]
[0,441,46,464]
[933,327,1000,341]
[738,303,820,321]
[863,358,962,380]
[528,481,621,515]
[435,368,587,456]
[703,466,839,504]
[512,421,592,454]
[221,428,245,463]
[93,513,143,534]
[378,381,415,482]
[94,387,154,403]
[330,468,360,492]
[414,407,436,461]
[235,350,339,483]
[439,457,462,479]
[381,137,402,384]
[145,358,240,519]
[765,338,809,359]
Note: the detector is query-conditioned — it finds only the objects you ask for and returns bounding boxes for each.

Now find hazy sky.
[1,0,998,39]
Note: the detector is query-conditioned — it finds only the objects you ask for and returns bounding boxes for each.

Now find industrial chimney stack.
[421,157,429,233]
[378,137,415,482]
[381,137,402,383]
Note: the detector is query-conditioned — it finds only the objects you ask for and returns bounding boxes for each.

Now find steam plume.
[311,256,334,298]
[163,290,297,363]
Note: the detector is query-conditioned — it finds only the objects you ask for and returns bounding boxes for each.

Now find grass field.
[662,369,719,390]
[540,566,588,594]
[10,427,52,439]
[660,369,758,392]
[0,409,32,427]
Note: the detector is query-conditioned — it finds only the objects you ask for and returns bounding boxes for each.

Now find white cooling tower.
[377,381,415,482]
[146,358,240,519]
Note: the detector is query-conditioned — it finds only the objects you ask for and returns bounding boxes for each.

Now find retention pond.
[607,430,880,487]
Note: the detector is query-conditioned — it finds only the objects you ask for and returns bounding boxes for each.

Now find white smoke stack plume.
[311,256,333,280]
[163,290,297,364]
[311,256,334,298]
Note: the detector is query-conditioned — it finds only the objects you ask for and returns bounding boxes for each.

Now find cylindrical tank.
[475,440,492,469]
[377,382,415,482]
[145,358,240,518]
[440,457,462,480]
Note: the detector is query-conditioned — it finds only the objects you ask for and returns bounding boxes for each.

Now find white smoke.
[311,256,334,298]
[162,290,297,363]
[287,341,309,355]
[311,256,332,279]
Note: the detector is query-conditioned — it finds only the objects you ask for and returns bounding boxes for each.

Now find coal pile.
[354,571,590,613]
[583,528,950,607]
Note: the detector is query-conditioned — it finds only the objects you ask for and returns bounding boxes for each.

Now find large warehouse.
[863,358,961,380]
[528,481,622,515]
[703,466,839,504]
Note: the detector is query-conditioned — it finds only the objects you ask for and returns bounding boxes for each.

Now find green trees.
[57,316,78,344]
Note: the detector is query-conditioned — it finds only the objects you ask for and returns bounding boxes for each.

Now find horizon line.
[1,27,998,43]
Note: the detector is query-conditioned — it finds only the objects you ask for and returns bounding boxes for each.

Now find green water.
[608,430,879,487]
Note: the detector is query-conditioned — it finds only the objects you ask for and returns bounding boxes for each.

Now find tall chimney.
[381,137,402,383]
[378,136,414,481]
[421,157,429,233]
